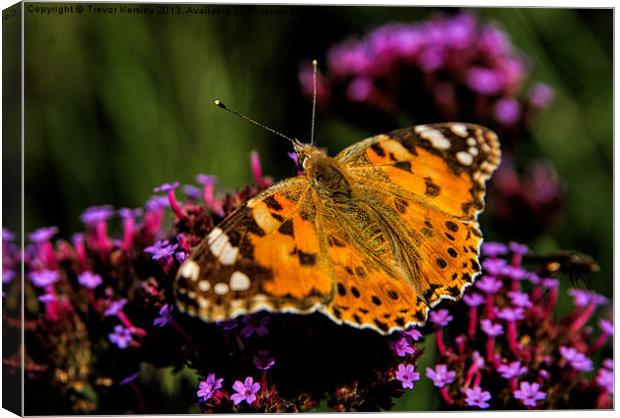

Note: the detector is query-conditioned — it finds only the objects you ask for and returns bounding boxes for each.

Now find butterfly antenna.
[310,59,318,145]
[214,100,301,146]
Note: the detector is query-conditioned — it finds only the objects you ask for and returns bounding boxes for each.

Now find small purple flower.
[425,364,456,388]
[501,266,528,281]
[28,226,59,243]
[38,293,57,304]
[77,271,103,289]
[3,270,15,284]
[542,278,559,289]
[30,270,60,287]
[482,258,507,276]
[590,293,609,306]
[197,373,224,402]
[559,346,593,372]
[347,77,374,102]
[497,307,525,322]
[481,242,508,257]
[241,315,270,338]
[596,368,613,393]
[463,292,485,307]
[253,350,275,371]
[119,207,142,219]
[568,288,591,307]
[481,319,504,337]
[196,174,216,186]
[144,240,179,261]
[230,376,261,406]
[507,291,532,308]
[429,309,453,327]
[153,181,180,193]
[403,327,422,341]
[153,304,173,327]
[514,381,546,407]
[476,276,503,294]
[145,196,169,211]
[465,386,491,409]
[603,359,613,370]
[599,319,613,336]
[108,325,133,349]
[175,251,188,262]
[395,363,420,389]
[495,98,521,126]
[80,205,114,225]
[391,336,416,357]
[466,67,503,95]
[104,299,127,317]
[2,228,14,241]
[529,83,554,108]
[508,242,529,255]
[183,185,201,200]
[497,361,527,379]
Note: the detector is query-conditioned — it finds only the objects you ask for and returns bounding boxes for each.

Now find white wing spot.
[218,245,239,266]
[214,282,230,295]
[450,123,469,138]
[198,280,211,292]
[456,151,474,166]
[414,125,428,134]
[420,129,451,150]
[229,271,251,291]
[468,147,479,156]
[198,297,209,309]
[178,259,200,282]
[467,137,477,146]
[207,227,239,265]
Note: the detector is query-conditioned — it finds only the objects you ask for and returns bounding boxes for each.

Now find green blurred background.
[20,4,612,411]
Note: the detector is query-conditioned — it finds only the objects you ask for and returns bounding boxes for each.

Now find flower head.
[2,228,14,241]
[30,270,60,287]
[559,346,593,372]
[426,364,456,388]
[495,97,521,126]
[197,373,224,402]
[104,299,127,317]
[595,368,613,394]
[28,226,58,243]
[395,363,420,389]
[476,276,503,294]
[403,327,422,341]
[80,205,114,225]
[514,381,546,407]
[497,307,525,322]
[465,386,491,409]
[119,207,142,219]
[508,242,529,255]
[144,240,179,261]
[497,361,527,379]
[153,304,173,327]
[77,271,103,289]
[481,319,504,336]
[507,291,532,308]
[463,292,485,307]
[529,83,554,108]
[108,325,133,349]
[153,182,180,193]
[253,350,275,371]
[390,336,416,357]
[429,309,453,327]
[230,376,260,406]
[599,319,613,336]
[482,258,507,276]
[481,242,508,257]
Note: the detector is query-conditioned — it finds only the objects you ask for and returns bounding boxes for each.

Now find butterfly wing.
[174,177,335,322]
[332,123,500,308]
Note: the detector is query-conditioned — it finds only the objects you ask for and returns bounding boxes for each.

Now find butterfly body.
[175,123,500,334]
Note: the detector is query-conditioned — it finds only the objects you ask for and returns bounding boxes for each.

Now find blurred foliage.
[19,4,611,412]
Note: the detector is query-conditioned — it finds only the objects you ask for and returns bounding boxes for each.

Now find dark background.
[17,4,612,411]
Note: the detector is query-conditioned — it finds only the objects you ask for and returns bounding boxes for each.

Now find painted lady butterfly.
[175,122,500,334]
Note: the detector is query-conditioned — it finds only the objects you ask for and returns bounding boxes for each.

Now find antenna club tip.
[214,99,226,109]
[312,59,318,66]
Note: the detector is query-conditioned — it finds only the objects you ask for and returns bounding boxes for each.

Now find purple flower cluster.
[427,241,612,409]
[300,12,553,131]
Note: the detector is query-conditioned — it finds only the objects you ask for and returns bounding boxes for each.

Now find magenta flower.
[464,386,491,409]
[391,336,416,357]
[253,350,275,371]
[476,276,503,294]
[403,327,422,341]
[77,271,103,289]
[144,240,179,261]
[497,307,525,322]
[3,270,15,284]
[429,309,453,327]
[426,364,456,388]
[30,270,60,287]
[466,67,503,95]
[542,278,559,289]
[197,373,224,402]
[481,242,508,257]
[501,266,528,281]
[481,319,504,337]
[599,319,613,336]
[104,299,127,317]
[80,205,114,225]
[118,207,142,219]
[514,382,546,407]
[230,377,261,406]
[494,97,521,126]
[153,304,173,327]
[109,325,133,349]
[568,289,592,307]
[595,368,613,394]
[482,258,507,276]
[529,83,554,108]
[2,228,14,241]
[153,182,180,193]
[507,291,532,308]
[508,242,529,255]
[395,363,420,389]
[497,361,527,379]
[241,315,270,338]
[603,359,613,370]
[463,292,485,307]
[28,226,59,243]
[559,346,593,372]
[38,293,57,304]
